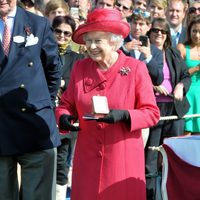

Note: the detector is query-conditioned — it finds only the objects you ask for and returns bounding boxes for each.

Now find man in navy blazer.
[0,0,62,199]
[121,9,163,86]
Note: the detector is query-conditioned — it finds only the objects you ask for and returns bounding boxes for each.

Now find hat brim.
[72,21,130,44]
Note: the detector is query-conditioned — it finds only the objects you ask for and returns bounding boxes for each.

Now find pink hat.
[72,8,130,44]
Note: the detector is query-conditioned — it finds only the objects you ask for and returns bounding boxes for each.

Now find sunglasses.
[115,2,130,11]
[54,28,72,37]
[151,28,168,34]
[189,7,200,14]
[132,9,151,18]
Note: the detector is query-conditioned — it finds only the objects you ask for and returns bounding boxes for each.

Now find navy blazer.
[165,47,191,117]
[0,7,62,155]
[178,27,187,44]
[122,36,164,85]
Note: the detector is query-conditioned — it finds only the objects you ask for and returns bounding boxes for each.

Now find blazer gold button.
[20,84,25,88]
[21,108,26,112]
[28,62,33,67]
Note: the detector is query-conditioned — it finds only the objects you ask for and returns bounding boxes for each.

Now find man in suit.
[121,9,164,86]
[166,0,188,47]
[0,0,62,199]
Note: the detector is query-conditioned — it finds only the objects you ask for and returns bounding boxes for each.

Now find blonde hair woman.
[148,0,167,18]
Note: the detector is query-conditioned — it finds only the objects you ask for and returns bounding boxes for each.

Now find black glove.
[97,110,130,124]
[59,114,80,131]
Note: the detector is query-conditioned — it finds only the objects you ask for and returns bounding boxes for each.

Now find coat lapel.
[130,50,145,61]
[0,7,32,78]
[130,50,136,58]
[0,42,7,74]
[139,52,145,61]
[83,59,106,93]
[83,51,127,93]
[178,27,187,44]
[8,7,30,61]
[0,41,6,63]
[166,49,175,87]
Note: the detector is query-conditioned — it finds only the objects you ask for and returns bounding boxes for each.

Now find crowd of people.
[0,0,200,200]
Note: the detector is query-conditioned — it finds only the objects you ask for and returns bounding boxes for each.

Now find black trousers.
[57,138,70,185]
[57,132,77,186]
[145,102,185,200]
[0,148,56,200]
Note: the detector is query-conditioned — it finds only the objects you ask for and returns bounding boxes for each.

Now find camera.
[139,35,148,47]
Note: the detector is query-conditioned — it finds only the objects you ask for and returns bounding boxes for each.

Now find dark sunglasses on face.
[54,28,72,37]
[115,2,130,11]
[189,7,200,14]
[151,28,168,34]
[132,9,151,18]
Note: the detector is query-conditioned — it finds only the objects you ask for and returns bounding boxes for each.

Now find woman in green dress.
[177,16,200,134]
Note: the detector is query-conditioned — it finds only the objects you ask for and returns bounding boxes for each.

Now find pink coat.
[56,50,160,200]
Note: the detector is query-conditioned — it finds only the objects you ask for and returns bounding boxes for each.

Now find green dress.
[184,45,200,132]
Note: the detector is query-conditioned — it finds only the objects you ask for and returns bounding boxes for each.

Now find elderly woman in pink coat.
[55,8,160,200]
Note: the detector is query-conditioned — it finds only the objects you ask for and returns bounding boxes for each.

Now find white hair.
[83,32,124,51]
[109,33,124,51]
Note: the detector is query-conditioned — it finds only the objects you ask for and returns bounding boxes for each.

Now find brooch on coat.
[25,26,32,36]
[118,67,131,76]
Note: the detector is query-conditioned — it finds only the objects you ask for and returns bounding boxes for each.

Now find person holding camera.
[121,9,164,86]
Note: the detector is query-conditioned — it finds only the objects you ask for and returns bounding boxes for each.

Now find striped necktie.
[2,16,11,56]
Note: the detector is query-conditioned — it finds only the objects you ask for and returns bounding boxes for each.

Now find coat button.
[98,83,106,90]
[96,138,102,145]
[21,108,26,112]
[28,62,33,67]
[97,151,102,157]
[85,78,93,86]
[20,84,25,88]
[97,123,103,129]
